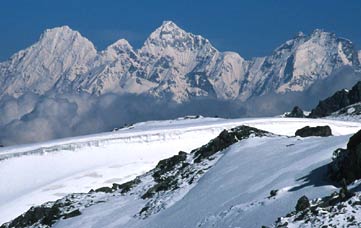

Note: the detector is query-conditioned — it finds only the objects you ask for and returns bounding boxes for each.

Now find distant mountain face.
[0,21,360,103]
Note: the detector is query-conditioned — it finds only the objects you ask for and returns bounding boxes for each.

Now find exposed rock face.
[295,125,332,137]
[309,81,361,118]
[295,195,310,211]
[329,129,361,184]
[193,125,270,163]
[285,106,305,118]
[0,198,81,228]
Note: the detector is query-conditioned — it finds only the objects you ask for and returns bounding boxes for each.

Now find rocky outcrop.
[295,125,332,137]
[285,106,305,118]
[140,125,272,216]
[0,197,82,228]
[329,129,361,184]
[295,195,310,212]
[309,81,361,118]
[275,186,356,227]
[1,125,272,227]
[193,125,270,163]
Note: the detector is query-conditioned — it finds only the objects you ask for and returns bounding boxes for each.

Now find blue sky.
[1,0,361,61]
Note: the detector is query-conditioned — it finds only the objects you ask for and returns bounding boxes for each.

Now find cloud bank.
[0,67,360,146]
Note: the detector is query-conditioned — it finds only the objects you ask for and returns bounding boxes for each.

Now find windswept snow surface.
[0,117,361,224]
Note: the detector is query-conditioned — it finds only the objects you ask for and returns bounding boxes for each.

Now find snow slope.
[49,127,359,228]
[1,117,361,225]
[122,135,349,228]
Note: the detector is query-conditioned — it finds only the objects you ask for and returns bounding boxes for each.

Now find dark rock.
[329,130,361,184]
[348,81,361,103]
[62,209,81,219]
[3,204,61,228]
[339,179,355,200]
[295,195,310,211]
[141,176,178,199]
[152,151,187,181]
[309,81,361,118]
[285,106,305,118]
[112,178,141,194]
[193,125,269,163]
[139,206,150,215]
[347,130,361,151]
[269,189,278,198]
[94,186,113,193]
[295,126,332,137]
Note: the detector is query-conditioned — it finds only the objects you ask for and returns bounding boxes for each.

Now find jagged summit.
[142,20,214,51]
[159,20,182,31]
[104,39,134,55]
[0,22,360,102]
[295,31,306,38]
[0,25,97,97]
[41,25,77,37]
[109,38,132,48]
[38,25,96,50]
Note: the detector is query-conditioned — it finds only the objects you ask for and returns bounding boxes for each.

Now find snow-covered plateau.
[1,117,361,227]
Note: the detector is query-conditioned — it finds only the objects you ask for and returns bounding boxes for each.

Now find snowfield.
[1,117,361,226]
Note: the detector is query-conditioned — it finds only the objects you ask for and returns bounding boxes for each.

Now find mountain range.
[0,21,360,103]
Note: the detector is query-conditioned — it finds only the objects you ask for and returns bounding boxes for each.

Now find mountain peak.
[159,20,181,30]
[310,28,335,38]
[40,25,79,39]
[108,39,132,49]
[143,20,211,51]
[295,31,306,38]
[148,20,186,41]
[102,38,135,59]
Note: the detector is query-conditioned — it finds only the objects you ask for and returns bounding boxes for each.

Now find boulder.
[285,106,305,118]
[295,126,332,137]
[295,195,310,211]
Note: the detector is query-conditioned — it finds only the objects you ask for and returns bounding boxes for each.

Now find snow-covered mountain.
[0,26,97,98]
[0,21,359,102]
[242,30,359,99]
[1,117,361,227]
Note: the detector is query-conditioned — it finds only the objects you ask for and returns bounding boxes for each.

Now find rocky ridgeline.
[309,81,361,118]
[285,80,361,119]
[1,126,271,228]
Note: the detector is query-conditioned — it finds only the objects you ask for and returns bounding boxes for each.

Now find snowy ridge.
[0,26,97,98]
[0,22,359,102]
[1,117,361,227]
[0,125,272,228]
